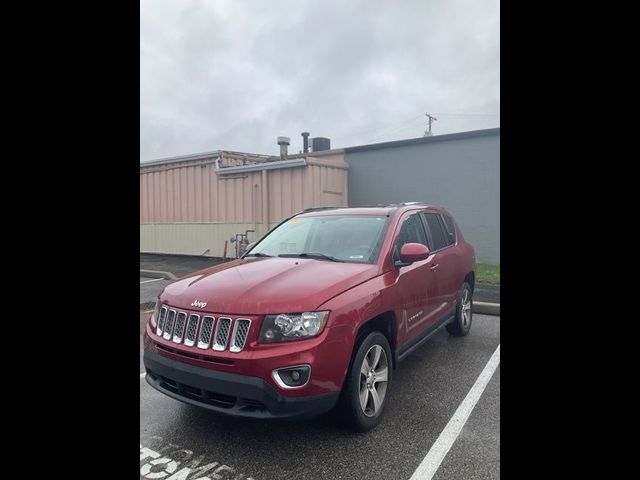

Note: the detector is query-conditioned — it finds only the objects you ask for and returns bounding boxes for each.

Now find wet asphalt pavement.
[140,313,500,480]
[140,253,226,278]
[140,277,172,306]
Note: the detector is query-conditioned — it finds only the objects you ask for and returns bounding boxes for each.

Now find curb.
[140,269,177,280]
[473,301,500,316]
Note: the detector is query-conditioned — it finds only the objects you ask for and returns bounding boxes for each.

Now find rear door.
[392,212,441,343]
[421,212,460,313]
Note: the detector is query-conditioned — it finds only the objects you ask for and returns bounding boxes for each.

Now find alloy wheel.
[461,287,472,327]
[359,344,389,417]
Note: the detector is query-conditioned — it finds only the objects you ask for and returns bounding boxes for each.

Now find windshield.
[246,215,389,263]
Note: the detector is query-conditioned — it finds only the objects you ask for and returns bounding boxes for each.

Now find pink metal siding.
[140,152,348,225]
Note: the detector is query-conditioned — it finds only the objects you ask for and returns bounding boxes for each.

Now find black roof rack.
[295,203,436,217]
[300,206,341,213]
[384,202,435,208]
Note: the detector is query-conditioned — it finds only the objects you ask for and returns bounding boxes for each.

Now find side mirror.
[396,243,430,267]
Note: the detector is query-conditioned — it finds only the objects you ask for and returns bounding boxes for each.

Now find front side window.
[247,215,389,263]
[395,214,428,258]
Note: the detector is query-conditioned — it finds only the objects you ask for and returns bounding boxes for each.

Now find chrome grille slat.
[230,318,251,353]
[212,317,232,351]
[156,306,167,336]
[197,316,215,349]
[172,312,188,343]
[163,310,176,340]
[184,314,199,346]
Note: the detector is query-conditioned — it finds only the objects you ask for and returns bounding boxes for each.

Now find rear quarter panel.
[440,208,476,288]
[453,217,476,287]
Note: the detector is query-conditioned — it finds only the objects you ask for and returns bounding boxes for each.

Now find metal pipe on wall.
[261,169,269,234]
[253,183,258,233]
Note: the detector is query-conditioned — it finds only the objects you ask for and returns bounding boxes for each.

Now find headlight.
[259,311,329,343]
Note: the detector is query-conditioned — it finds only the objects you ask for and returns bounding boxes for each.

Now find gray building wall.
[345,129,500,263]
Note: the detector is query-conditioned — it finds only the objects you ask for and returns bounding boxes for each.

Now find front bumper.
[143,350,340,419]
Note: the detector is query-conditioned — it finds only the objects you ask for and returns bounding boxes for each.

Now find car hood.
[160,257,380,314]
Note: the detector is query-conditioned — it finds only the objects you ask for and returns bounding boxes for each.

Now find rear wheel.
[446,282,473,336]
[339,331,392,432]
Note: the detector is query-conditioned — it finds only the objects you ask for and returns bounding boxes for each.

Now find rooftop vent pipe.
[301,132,310,153]
[277,136,290,160]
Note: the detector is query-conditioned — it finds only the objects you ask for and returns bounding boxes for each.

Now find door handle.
[429,263,439,271]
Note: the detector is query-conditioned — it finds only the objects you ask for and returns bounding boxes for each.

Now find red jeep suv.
[143,203,476,431]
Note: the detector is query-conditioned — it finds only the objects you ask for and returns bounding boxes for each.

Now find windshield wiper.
[244,252,273,257]
[278,252,344,262]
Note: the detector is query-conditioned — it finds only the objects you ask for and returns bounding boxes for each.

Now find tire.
[339,331,393,432]
[446,281,473,336]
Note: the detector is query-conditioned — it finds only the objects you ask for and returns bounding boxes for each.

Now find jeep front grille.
[163,310,176,340]
[154,306,251,353]
[173,312,187,343]
[230,319,251,352]
[184,314,199,347]
[197,316,215,349]
[212,317,232,351]
[156,306,167,336]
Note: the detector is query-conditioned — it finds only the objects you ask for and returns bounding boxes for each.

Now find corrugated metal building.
[140,148,348,257]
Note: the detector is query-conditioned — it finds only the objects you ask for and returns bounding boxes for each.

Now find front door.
[391,212,440,344]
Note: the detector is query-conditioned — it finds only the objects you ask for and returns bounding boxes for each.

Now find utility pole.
[424,113,437,136]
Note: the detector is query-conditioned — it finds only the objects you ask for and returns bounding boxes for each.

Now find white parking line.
[140,278,164,284]
[409,344,500,480]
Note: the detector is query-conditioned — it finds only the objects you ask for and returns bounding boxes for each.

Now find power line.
[338,110,499,145]
[364,116,425,144]
[345,112,498,139]
[365,124,422,144]
[435,112,500,117]
[343,113,424,139]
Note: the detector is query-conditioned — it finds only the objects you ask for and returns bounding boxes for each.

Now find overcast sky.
[140,0,499,162]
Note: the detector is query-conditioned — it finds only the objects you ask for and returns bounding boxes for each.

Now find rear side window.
[422,213,449,251]
[441,215,457,245]
[395,214,428,254]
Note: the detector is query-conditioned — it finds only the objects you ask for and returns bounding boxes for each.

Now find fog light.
[272,365,311,388]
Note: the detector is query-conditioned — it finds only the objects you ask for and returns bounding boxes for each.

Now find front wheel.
[446,282,473,336]
[339,331,393,432]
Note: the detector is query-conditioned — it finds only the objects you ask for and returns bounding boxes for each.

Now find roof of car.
[296,203,440,217]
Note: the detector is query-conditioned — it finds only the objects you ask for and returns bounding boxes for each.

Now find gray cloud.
[140,0,500,161]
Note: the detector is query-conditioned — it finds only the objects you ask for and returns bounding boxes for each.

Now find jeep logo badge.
[191,300,207,309]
